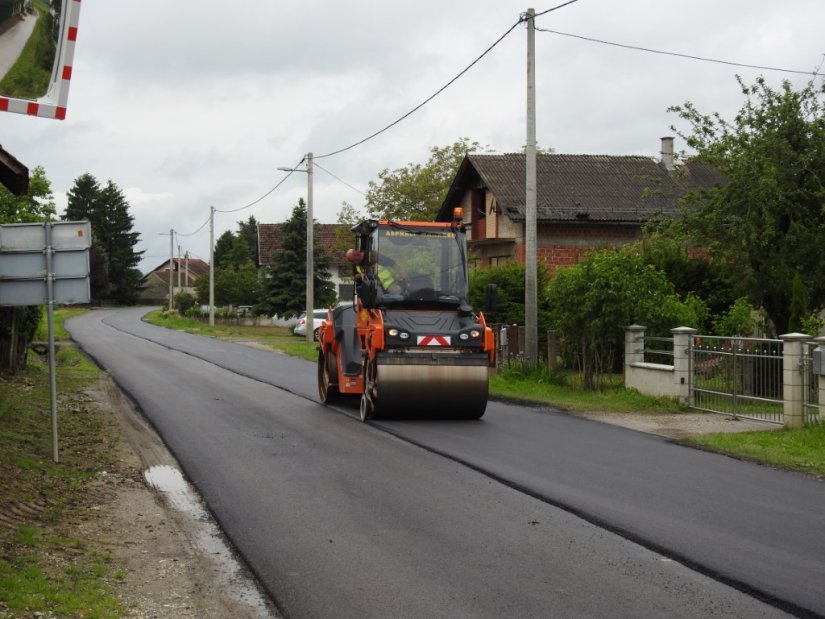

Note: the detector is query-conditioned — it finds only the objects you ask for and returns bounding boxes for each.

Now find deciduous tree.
[0,166,56,373]
[669,76,825,335]
[365,138,486,221]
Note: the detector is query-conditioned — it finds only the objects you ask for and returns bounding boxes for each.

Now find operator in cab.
[345,248,407,295]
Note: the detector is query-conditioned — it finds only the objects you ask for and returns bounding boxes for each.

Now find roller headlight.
[387,328,411,341]
[459,329,482,341]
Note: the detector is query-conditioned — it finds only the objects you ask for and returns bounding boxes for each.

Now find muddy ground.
[79,375,280,618]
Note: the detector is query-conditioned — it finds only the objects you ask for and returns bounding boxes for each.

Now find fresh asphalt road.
[66,308,824,618]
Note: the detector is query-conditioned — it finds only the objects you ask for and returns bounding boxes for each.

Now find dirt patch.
[75,375,280,618]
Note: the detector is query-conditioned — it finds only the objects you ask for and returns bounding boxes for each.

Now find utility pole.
[177,242,182,294]
[209,206,215,326]
[278,155,316,342]
[306,152,314,343]
[168,228,175,311]
[524,7,538,366]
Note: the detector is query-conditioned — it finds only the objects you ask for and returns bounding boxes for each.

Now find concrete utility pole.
[524,7,538,366]
[177,242,182,293]
[278,155,316,341]
[306,152,314,343]
[209,206,215,326]
[168,228,175,310]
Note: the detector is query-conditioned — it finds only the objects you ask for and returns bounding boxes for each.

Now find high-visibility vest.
[375,264,396,290]
[356,263,397,290]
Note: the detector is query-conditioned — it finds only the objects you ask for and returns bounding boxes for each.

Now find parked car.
[293,309,329,341]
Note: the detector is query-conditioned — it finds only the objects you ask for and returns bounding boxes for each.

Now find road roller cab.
[317,214,495,422]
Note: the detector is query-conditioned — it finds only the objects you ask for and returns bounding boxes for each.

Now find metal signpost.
[0,221,91,462]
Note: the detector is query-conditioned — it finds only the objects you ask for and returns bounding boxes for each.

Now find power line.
[176,214,211,237]
[534,0,581,18]
[315,17,525,159]
[215,158,305,214]
[535,27,823,76]
[209,2,580,212]
[314,161,366,196]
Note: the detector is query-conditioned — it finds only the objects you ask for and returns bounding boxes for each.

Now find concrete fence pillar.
[671,327,697,404]
[624,325,646,374]
[779,333,810,428]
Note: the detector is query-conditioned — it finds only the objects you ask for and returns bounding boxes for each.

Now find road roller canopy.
[352,220,470,309]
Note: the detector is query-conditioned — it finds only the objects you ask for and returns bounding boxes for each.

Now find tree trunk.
[0,308,31,374]
[582,341,594,391]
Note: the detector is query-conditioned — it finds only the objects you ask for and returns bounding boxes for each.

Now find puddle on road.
[144,465,276,618]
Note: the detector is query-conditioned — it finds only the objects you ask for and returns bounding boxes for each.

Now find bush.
[174,291,197,316]
[546,246,707,389]
[469,261,553,346]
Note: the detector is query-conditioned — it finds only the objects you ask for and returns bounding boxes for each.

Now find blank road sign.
[0,277,90,306]
[0,221,91,251]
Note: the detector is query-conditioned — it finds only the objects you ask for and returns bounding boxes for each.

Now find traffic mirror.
[0,0,81,120]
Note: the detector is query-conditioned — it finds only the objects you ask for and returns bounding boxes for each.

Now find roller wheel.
[317,350,339,404]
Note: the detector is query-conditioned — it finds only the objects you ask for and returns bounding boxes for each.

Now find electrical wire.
[215,157,306,214]
[315,17,525,160]
[534,0,581,18]
[207,1,580,211]
[176,214,211,237]
[313,161,366,196]
[535,27,823,76]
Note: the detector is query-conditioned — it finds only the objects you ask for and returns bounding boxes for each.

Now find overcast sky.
[0,0,821,273]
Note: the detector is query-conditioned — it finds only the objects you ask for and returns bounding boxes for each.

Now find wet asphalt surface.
[66,308,825,618]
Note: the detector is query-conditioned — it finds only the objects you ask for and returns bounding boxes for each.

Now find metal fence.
[802,342,823,425]
[690,335,784,423]
[642,335,674,365]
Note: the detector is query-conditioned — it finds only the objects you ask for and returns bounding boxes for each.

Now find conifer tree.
[256,199,336,318]
[63,174,144,304]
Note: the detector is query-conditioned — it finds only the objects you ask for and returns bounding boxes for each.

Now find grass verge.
[144,310,317,361]
[0,308,126,618]
[684,424,825,478]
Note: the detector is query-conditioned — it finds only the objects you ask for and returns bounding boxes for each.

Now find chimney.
[660,136,675,171]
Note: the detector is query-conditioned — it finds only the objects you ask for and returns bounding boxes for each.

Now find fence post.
[546,329,558,369]
[779,332,809,428]
[815,336,825,424]
[670,327,697,404]
[624,325,645,375]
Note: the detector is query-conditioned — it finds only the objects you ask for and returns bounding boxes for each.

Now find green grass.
[34,306,89,341]
[0,308,126,618]
[491,363,686,414]
[144,310,319,361]
[685,423,825,478]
